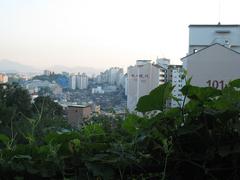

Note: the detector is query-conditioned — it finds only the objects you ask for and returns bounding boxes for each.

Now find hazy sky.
[0,0,239,69]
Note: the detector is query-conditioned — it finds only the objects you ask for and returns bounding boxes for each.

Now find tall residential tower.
[127,60,160,112]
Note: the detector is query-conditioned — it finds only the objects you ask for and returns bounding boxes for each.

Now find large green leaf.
[181,85,221,102]
[136,82,174,113]
[228,79,240,88]
[212,86,240,111]
[122,114,143,135]
[81,123,105,138]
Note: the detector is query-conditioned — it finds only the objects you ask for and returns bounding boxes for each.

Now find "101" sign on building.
[182,44,240,89]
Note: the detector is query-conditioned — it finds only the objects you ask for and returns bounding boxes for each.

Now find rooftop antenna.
[218,0,222,24]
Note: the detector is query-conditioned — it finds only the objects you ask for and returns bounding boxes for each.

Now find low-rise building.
[103,85,117,93]
[89,103,101,114]
[50,84,63,95]
[67,105,92,128]
[92,86,104,94]
[0,73,8,83]
[23,80,62,96]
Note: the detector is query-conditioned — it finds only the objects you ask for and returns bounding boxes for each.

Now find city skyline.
[0,0,239,69]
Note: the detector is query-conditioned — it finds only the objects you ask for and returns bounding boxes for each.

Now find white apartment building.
[183,24,240,88]
[119,73,127,89]
[156,58,170,84]
[188,24,240,54]
[184,24,240,69]
[109,67,124,85]
[69,73,88,90]
[69,75,76,90]
[124,75,128,96]
[76,73,88,90]
[43,70,54,76]
[127,60,160,112]
[97,67,124,85]
[156,57,170,69]
[155,58,185,108]
[167,65,185,108]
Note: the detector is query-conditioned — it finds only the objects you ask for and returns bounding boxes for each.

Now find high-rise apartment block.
[69,75,76,90]
[43,70,54,76]
[96,67,124,85]
[109,67,124,85]
[166,65,185,107]
[156,58,185,108]
[76,73,88,90]
[69,73,88,90]
[127,58,185,111]
[156,58,170,84]
[127,60,161,112]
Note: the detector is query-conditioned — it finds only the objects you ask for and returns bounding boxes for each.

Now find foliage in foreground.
[1,80,240,179]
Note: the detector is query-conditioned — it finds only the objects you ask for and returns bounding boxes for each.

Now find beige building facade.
[67,105,92,128]
[127,60,160,112]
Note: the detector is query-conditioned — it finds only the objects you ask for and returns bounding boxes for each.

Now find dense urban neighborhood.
[1,23,240,179]
[2,24,240,128]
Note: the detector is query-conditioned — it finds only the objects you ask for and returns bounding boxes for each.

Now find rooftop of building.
[152,63,167,69]
[168,65,183,68]
[181,43,240,60]
[136,60,152,65]
[156,58,170,61]
[68,104,90,108]
[136,60,152,62]
[189,24,240,27]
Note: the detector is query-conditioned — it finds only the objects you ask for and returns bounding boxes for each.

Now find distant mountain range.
[0,59,103,75]
[49,65,103,76]
[0,59,40,73]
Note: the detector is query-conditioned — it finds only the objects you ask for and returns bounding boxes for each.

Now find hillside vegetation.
[1,80,240,179]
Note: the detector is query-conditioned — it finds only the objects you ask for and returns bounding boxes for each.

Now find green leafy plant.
[1,80,240,179]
